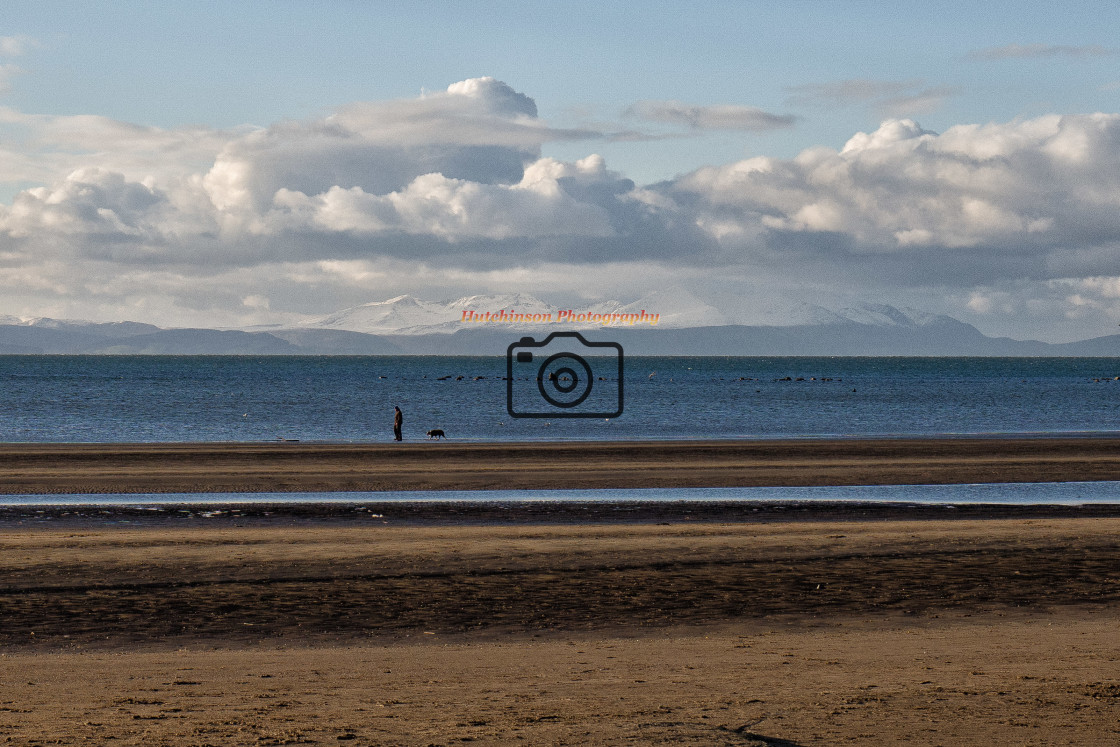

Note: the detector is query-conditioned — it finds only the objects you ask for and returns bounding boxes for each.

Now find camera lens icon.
[507,332,624,419]
[537,352,594,409]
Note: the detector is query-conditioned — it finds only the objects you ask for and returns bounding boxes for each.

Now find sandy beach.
[4,436,1120,494]
[2,438,1119,744]
[2,516,1119,745]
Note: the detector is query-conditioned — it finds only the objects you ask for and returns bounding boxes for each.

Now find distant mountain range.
[292,289,729,335]
[3,294,1120,356]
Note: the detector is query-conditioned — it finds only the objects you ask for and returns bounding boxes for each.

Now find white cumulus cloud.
[670,114,1120,272]
[3,77,1120,340]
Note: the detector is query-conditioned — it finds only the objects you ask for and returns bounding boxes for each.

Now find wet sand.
[4,436,1120,494]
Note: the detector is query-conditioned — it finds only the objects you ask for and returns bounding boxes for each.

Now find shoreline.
[5,435,1120,495]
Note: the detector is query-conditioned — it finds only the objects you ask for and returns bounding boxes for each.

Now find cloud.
[1,78,715,276]
[0,106,237,191]
[268,159,619,242]
[0,35,37,93]
[4,76,1120,339]
[0,63,21,93]
[875,85,958,117]
[0,35,37,58]
[786,79,955,116]
[950,273,1120,341]
[445,77,537,117]
[625,100,796,131]
[666,113,1120,288]
[198,76,607,218]
[970,43,1120,60]
[787,78,918,106]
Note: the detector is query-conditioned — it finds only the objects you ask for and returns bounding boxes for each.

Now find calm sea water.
[5,482,1120,507]
[2,355,1120,443]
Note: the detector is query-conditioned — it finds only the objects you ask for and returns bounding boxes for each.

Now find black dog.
[426,429,446,440]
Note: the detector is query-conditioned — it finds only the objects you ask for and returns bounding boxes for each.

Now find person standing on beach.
[393,405,403,442]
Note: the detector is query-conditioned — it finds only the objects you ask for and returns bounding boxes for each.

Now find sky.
[2,1,1120,342]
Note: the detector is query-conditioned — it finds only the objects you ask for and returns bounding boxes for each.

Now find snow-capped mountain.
[309,295,453,334]
[306,293,562,335]
[612,288,728,328]
[445,292,556,317]
[0,314,73,327]
[302,289,721,335]
[301,293,992,337]
[7,295,1114,355]
[0,315,161,336]
[833,303,952,328]
[744,301,973,330]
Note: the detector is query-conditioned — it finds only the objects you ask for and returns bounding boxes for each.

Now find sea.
[3,354,1120,505]
[4,354,1120,443]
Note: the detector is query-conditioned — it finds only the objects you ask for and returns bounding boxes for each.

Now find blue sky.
[2,1,1120,340]
[8,1,1118,181]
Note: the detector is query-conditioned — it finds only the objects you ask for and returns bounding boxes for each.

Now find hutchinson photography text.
[460,308,660,326]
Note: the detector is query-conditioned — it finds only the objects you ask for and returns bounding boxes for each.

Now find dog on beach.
[426,429,446,440]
